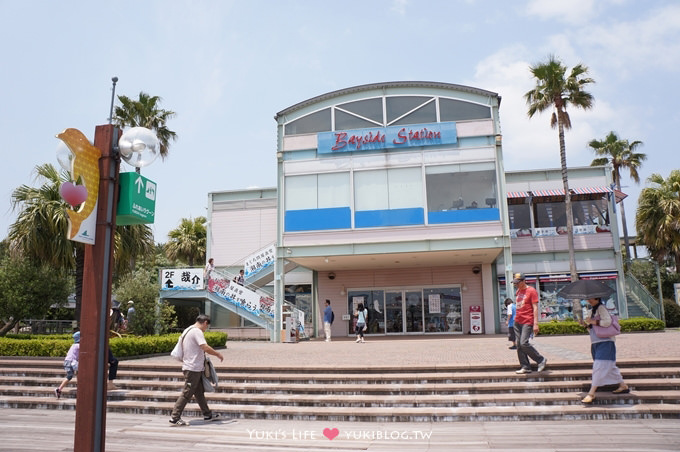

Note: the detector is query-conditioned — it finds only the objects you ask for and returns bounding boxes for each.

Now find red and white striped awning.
[571,186,613,195]
[531,189,565,197]
[506,191,529,198]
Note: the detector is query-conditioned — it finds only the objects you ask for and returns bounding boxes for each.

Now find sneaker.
[107,381,119,391]
[169,418,188,426]
[355,338,361,343]
[508,345,517,350]
[515,368,532,374]
[203,413,221,422]
[538,358,548,372]
[54,388,61,399]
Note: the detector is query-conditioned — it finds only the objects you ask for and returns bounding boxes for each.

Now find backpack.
[330,311,335,324]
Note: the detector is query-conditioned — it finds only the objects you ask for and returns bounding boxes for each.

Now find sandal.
[613,386,630,394]
[581,394,595,404]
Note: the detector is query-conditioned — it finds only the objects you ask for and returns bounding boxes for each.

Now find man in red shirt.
[512,273,547,374]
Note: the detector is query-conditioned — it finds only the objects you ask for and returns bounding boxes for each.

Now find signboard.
[117,172,156,225]
[470,305,482,334]
[244,244,276,278]
[428,294,441,314]
[161,268,203,290]
[317,121,457,154]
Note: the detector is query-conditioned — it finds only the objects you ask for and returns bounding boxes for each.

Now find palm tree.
[9,163,157,321]
[589,131,646,260]
[113,92,177,170]
[525,55,595,282]
[636,170,680,271]
[165,217,207,266]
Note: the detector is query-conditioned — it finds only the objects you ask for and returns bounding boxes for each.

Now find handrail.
[624,273,661,319]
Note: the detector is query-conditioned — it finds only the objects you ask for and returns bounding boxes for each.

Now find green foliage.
[537,317,664,335]
[629,259,679,300]
[114,268,176,335]
[0,332,228,357]
[165,217,206,266]
[0,256,70,336]
[663,300,680,328]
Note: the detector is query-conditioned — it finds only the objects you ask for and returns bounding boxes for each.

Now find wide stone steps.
[1,358,679,421]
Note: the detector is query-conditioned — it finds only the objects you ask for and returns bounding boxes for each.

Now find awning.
[531,189,565,197]
[614,189,627,203]
[507,191,529,198]
[571,186,613,195]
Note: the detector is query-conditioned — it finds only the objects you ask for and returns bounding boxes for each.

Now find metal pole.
[108,77,118,124]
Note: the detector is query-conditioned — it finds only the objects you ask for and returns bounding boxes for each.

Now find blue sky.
[1,0,678,244]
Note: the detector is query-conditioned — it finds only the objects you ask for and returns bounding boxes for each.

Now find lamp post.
[652,259,665,324]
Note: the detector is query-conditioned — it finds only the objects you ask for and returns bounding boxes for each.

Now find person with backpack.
[355,303,368,343]
[323,299,334,342]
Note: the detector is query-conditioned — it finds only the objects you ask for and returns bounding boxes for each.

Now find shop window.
[347,290,385,335]
[386,96,433,124]
[439,98,492,121]
[284,108,331,135]
[508,204,531,229]
[534,200,608,229]
[336,98,383,124]
[354,167,423,227]
[573,198,609,226]
[534,202,566,228]
[423,287,462,333]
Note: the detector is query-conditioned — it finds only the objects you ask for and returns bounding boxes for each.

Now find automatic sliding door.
[385,292,403,333]
[405,291,423,333]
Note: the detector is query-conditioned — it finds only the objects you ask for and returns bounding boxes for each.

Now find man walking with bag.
[169,314,224,426]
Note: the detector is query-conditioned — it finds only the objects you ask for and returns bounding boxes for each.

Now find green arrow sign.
[116,172,156,225]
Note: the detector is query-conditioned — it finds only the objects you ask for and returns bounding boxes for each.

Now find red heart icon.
[60,182,88,207]
[323,427,339,440]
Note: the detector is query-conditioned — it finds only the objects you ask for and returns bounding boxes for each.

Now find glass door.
[385,291,403,333]
[405,291,423,333]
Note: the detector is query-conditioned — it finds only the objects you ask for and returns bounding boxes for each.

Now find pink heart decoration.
[323,427,339,440]
[60,182,88,207]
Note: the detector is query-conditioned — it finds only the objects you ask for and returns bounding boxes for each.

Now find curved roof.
[275,81,501,119]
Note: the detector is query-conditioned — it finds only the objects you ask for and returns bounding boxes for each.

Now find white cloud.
[391,0,408,16]
[525,0,599,25]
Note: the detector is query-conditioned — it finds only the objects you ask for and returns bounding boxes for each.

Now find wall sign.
[317,121,457,154]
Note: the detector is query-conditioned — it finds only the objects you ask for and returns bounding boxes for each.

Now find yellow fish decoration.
[56,128,101,243]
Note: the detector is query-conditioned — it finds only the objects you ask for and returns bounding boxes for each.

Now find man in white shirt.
[169,314,224,426]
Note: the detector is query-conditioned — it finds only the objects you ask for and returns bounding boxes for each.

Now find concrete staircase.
[1,357,679,422]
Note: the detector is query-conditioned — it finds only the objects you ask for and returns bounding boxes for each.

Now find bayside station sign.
[317,121,457,154]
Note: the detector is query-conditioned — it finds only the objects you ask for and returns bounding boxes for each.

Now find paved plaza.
[2,330,679,451]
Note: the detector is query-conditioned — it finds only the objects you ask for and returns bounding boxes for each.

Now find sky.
[1,0,679,245]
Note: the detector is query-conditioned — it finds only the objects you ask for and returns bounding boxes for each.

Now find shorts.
[63,361,77,380]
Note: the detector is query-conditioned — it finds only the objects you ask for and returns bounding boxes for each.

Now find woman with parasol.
[557,280,629,404]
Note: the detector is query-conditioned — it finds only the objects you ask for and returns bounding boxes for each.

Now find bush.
[0,332,227,357]
[664,299,680,328]
[537,317,664,335]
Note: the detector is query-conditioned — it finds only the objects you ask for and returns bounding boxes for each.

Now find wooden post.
[74,124,120,452]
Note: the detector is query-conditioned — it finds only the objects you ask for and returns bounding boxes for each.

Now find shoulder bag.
[170,326,195,362]
[592,313,621,338]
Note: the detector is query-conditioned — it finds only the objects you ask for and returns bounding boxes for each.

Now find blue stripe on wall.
[285,207,351,231]
[355,208,424,228]
[428,208,500,224]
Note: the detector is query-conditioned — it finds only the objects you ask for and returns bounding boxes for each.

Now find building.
[169,81,627,340]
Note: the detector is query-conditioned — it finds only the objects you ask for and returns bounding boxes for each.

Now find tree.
[165,217,207,267]
[636,170,680,271]
[589,131,646,261]
[0,256,70,336]
[525,55,595,282]
[113,92,177,169]
[114,268,176,335]
[113,224,155,279]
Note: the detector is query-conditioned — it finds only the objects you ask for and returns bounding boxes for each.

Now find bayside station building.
[165,81,627,341]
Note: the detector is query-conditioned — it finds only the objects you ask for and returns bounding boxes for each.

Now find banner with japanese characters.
[244,244,276,278]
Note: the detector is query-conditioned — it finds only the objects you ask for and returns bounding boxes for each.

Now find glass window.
[386,96,432,124]
[347,290,384,335]
[573,198,609,226]
[318,172,350,208]
[355,168,422,211]
[508,204,531,229]
[424,287,462,333]
[439,98,492,121]
[285,175,316,210]
[391,101,437,126]
[336,98,383,123]
[284,108,331,135]
[425,164,497,211]
[533,200,604,228]
[335,109,380,131]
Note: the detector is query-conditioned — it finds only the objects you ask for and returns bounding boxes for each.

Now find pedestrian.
[107,348,119,390]
[512,273,547,374]
[323,299,334,342]
[236,269,245,286]
[126,300,136,330]
[204,258,214,288]
[55,331,80,398]
[580,297,629,404]
[504,297,517,349]
[355,303,368,343]
[169,314,224,426]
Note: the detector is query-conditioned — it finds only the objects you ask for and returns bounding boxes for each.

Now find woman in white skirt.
[580,297,629,404]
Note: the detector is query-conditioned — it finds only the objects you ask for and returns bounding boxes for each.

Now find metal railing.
[19,319,76,335]
[624,273,661,319]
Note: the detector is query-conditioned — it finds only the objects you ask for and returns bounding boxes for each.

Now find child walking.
[55,331,80,398]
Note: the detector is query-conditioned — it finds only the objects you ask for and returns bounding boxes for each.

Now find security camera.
[472,266,481,274]
[328,272,336,280]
